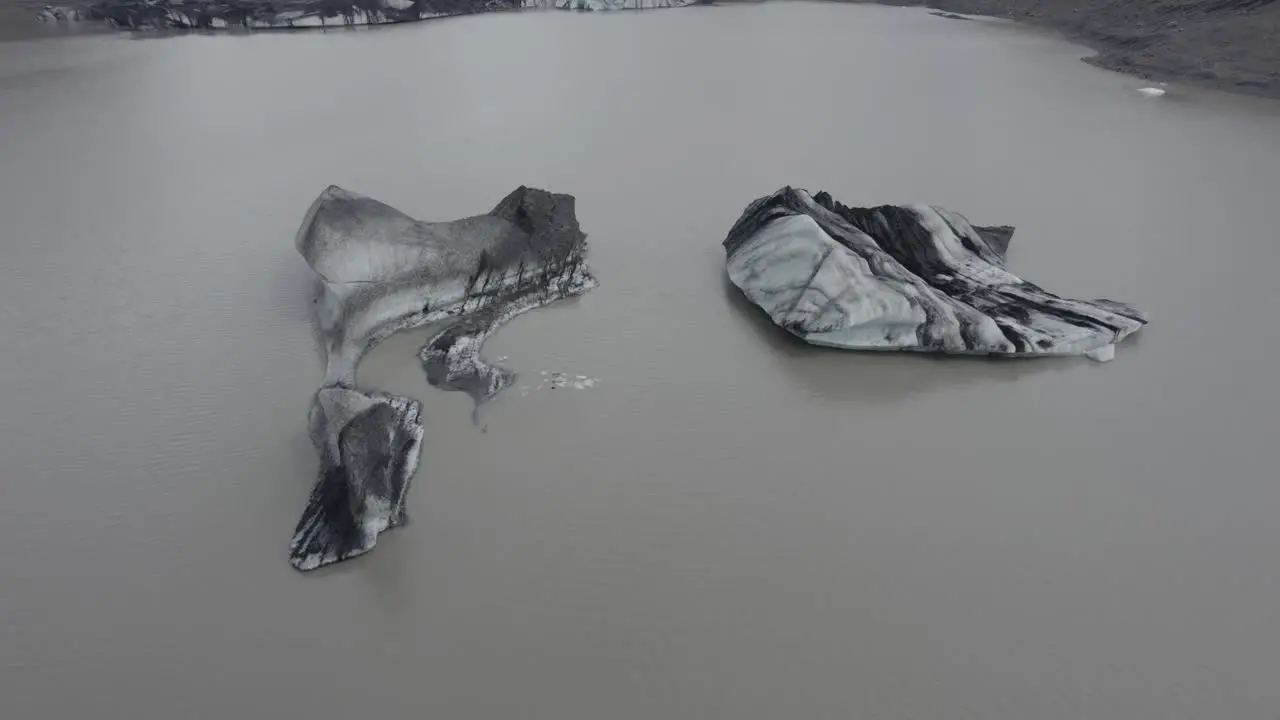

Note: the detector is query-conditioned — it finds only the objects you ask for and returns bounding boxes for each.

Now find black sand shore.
[873,0,1280,98]
[2,0,1278,98]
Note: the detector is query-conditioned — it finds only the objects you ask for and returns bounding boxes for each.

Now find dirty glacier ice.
[290,185,595,571]
[723,187,1147,361]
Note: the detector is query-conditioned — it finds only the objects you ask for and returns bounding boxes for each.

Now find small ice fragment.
[497,356,508,362]
[576,375,587,380]
[1086,344,1116,362]
[1136,87,1166,98]
[540,371,548,376]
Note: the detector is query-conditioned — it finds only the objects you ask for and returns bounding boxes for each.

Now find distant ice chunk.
[77,0,698,31]
[556,0,697,9]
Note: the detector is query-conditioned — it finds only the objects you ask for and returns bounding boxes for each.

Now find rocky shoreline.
[869,0,1280,99]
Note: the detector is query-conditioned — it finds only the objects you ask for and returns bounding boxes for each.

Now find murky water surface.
[3,5,1279,718]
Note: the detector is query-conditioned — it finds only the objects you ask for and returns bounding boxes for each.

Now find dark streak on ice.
[70,0,698,31]
[723,187,1147,359]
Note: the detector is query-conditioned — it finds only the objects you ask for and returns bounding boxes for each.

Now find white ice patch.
[1085,344,1116,362]
[521,370,600,393]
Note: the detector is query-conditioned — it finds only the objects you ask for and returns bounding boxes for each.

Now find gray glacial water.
[2,4,1280,718]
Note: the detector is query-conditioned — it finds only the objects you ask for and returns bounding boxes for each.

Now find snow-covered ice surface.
[290,185,595,570]
[724,187,1147,360]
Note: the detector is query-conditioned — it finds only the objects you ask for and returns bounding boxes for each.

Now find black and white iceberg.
[75,0,697,30]
[723,187,1146,360]
[290,185,595,571]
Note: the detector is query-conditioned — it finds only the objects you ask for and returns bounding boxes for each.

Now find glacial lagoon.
[3,4,1280,718]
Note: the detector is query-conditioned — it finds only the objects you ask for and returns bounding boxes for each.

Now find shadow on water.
[719,273,1078,404]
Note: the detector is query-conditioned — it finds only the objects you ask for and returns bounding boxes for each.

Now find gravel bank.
[876,0,1280,98]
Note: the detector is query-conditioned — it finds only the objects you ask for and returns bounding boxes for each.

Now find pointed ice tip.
[1137,87,1166,98]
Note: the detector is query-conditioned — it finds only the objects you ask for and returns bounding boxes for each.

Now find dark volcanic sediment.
[870,0,1280,98]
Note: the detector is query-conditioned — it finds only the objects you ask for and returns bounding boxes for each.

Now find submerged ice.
[724,187,1147,359]
[290,186,595,571]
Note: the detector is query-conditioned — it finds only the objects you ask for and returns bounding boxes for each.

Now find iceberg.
[290,387,423,571]
[554,0,695,10]
[291,185,595,570]
[723,187,1147,359]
